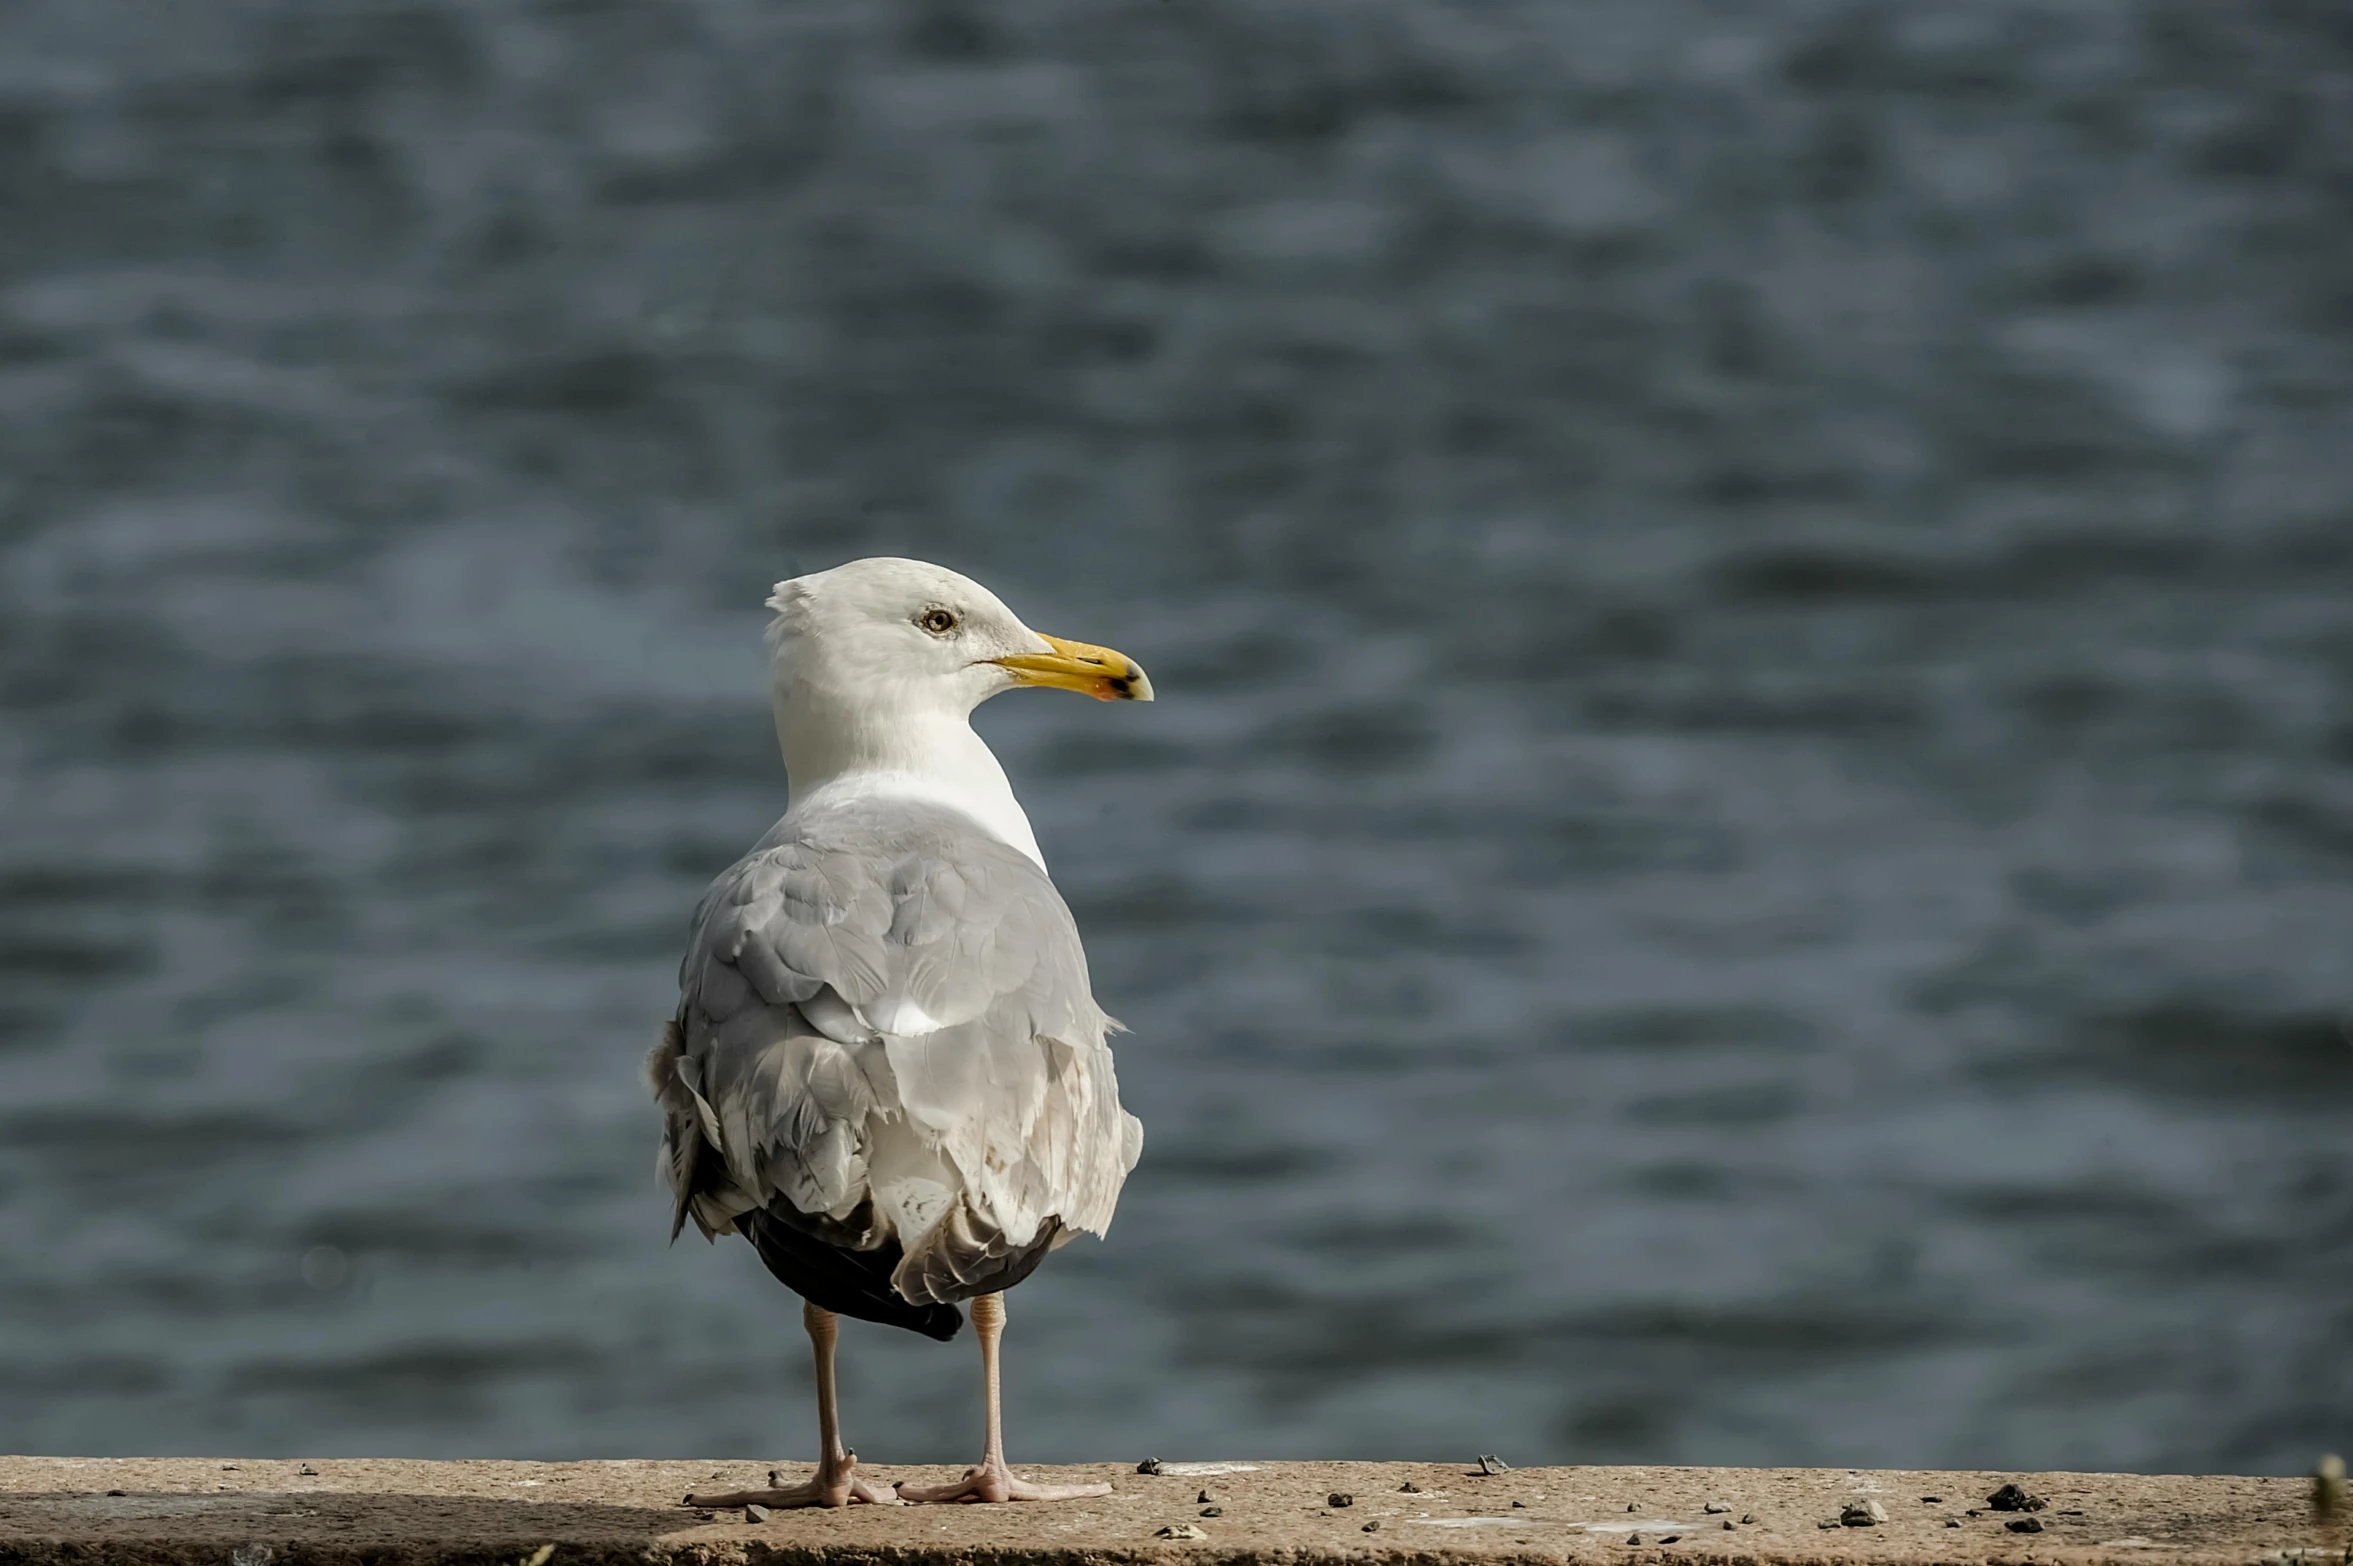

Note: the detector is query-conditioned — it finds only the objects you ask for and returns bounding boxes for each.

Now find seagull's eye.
[918,607,959,636]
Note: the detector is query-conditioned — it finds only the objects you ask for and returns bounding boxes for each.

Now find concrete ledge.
[0,1457,2339,1566]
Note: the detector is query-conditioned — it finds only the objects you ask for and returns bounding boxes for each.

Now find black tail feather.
[743,1208,964,1341]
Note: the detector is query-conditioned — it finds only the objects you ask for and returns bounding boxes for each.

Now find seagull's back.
[650,793,1142,1337]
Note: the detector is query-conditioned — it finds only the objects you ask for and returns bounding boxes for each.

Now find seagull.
[651,558,1150,1508]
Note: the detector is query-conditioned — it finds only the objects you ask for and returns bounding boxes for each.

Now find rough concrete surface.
[0,1457,2342,1566]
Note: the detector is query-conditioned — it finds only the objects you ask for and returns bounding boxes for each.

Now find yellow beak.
[992,633,1154,702]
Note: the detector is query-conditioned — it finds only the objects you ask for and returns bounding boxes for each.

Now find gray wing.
[648,799,1142,1305]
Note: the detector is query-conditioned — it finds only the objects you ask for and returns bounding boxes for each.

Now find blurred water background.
[2,0,2349,1476]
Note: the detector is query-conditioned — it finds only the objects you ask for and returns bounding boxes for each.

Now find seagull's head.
[766,557,1153,719]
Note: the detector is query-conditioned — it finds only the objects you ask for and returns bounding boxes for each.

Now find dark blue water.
[1,0,2348,1476]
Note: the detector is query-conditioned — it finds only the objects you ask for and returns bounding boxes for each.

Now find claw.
[896,1460,1112,1505]
[682,1453,905,1511]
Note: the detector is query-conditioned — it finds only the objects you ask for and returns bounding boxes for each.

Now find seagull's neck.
[773,690,1045,868]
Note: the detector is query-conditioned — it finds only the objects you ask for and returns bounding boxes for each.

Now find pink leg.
[682,1301,902,1510]
[895,1293,1111,1504]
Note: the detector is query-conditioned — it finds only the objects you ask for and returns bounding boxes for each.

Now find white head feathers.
[762,558,1150,867]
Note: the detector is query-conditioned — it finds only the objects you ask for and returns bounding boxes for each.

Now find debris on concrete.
[3,1455,2310,1565]
[1987,1483,2048,1512]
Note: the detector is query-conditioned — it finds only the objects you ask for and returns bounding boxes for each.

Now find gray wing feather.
[652,799,1141,1304]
